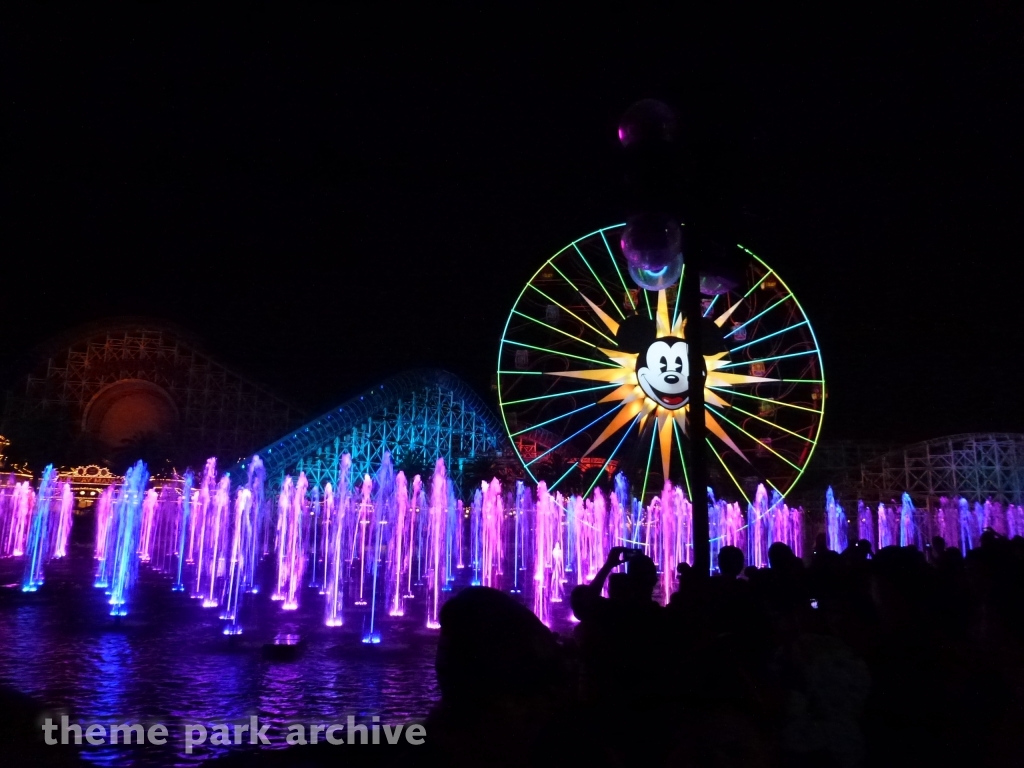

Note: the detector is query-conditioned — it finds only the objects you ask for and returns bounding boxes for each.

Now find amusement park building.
[0,319,305,468]
[5,320,1021,509]
[797,434,1024,509]
[234,368,513,496]
[0,320,513,493]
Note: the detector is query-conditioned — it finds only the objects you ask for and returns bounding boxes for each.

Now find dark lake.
[0,545,444,766]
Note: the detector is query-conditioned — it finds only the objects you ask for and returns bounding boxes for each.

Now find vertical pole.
[684,239,710,576]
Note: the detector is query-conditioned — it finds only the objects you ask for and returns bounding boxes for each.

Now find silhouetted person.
[768,541,798,572]
[673,560,697,597]
[717,545,744,578]
[849,537,872,562]
[570,547,666,708]
[428,586,567,768]
[607,571,630,601]
[928,535,946,565]
[708,545,756,644]
[571,547,658,616]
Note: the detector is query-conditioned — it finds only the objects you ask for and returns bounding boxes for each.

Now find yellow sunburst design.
[548,290,776,482]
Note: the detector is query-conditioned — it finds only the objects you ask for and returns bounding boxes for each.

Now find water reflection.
[0,553,439,766]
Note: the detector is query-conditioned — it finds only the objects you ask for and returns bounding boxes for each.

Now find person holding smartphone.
[569,546,666,706]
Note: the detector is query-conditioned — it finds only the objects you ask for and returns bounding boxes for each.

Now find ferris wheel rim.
[496,224,825,501]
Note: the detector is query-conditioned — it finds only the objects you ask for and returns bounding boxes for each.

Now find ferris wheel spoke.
[725,403,816,443]
[723,293,792,339]
[524,405,623,468]
[547,260,580,291]
[511,309,617,349]
[504,339,619,368]
[706,438,751,505]
[705,405,803,472]
[600,229,634,315]
[718,348,818,369]
[702,294,719,318]
[741,265,774,298]
[527,285,618,346]
[728,320,809,354]
[502,382,619,407]
[708,387,822,415]
[573,243,623,321]
[549,461,581,492]
[584,414,640,498]
[509,401,600,438]
[672,265,685,322]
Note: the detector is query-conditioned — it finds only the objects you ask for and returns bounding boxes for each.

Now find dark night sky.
[4,6,1024,446]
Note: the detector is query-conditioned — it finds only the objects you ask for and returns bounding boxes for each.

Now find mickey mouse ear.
[615,315,657,353]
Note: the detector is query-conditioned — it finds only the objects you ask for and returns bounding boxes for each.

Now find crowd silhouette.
[6,531,1024,767]
[418,530,1024,767]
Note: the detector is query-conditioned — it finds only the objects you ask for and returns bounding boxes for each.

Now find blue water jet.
[826,487,848,552]
[22,465,57,592]
[172,470,194,592]
[108,461,149,616]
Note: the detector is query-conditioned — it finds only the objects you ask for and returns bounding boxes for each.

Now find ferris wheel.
[496,224,825,503]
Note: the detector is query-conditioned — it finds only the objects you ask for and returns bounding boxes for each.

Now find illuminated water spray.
[407,474,424,598]
[93,487,115,587]
[280,473,308,610]
[220,479,254,634]
[387,470,409,617]
[425,459,449,629]
[709,488,744,574]
[200,476,231,608]
[899,492,921,549]
[657,483,691,596]
[108,461,149,616]
[1,481,33,557]
[352,475,373,606]
[826,487,847,552]
[191,459,218,599]
[324,454,351,627]
[1007,502,1024,539]
[272,476,293,602]
[532,481,559,626]
[172,471,194,592]
[747,485,771,568]
[362,453,396,644]
[52,481,74,559]
[22,465,57,591]
[469,479,504,588]
[245,457,266,595]
[857,500,873,545]
[139,489,158,562]
[510,481,532,594]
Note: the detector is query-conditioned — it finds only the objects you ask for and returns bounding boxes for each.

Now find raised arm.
[570,546,626,619]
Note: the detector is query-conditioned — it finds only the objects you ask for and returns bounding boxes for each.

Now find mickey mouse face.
[636,339,689,410]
